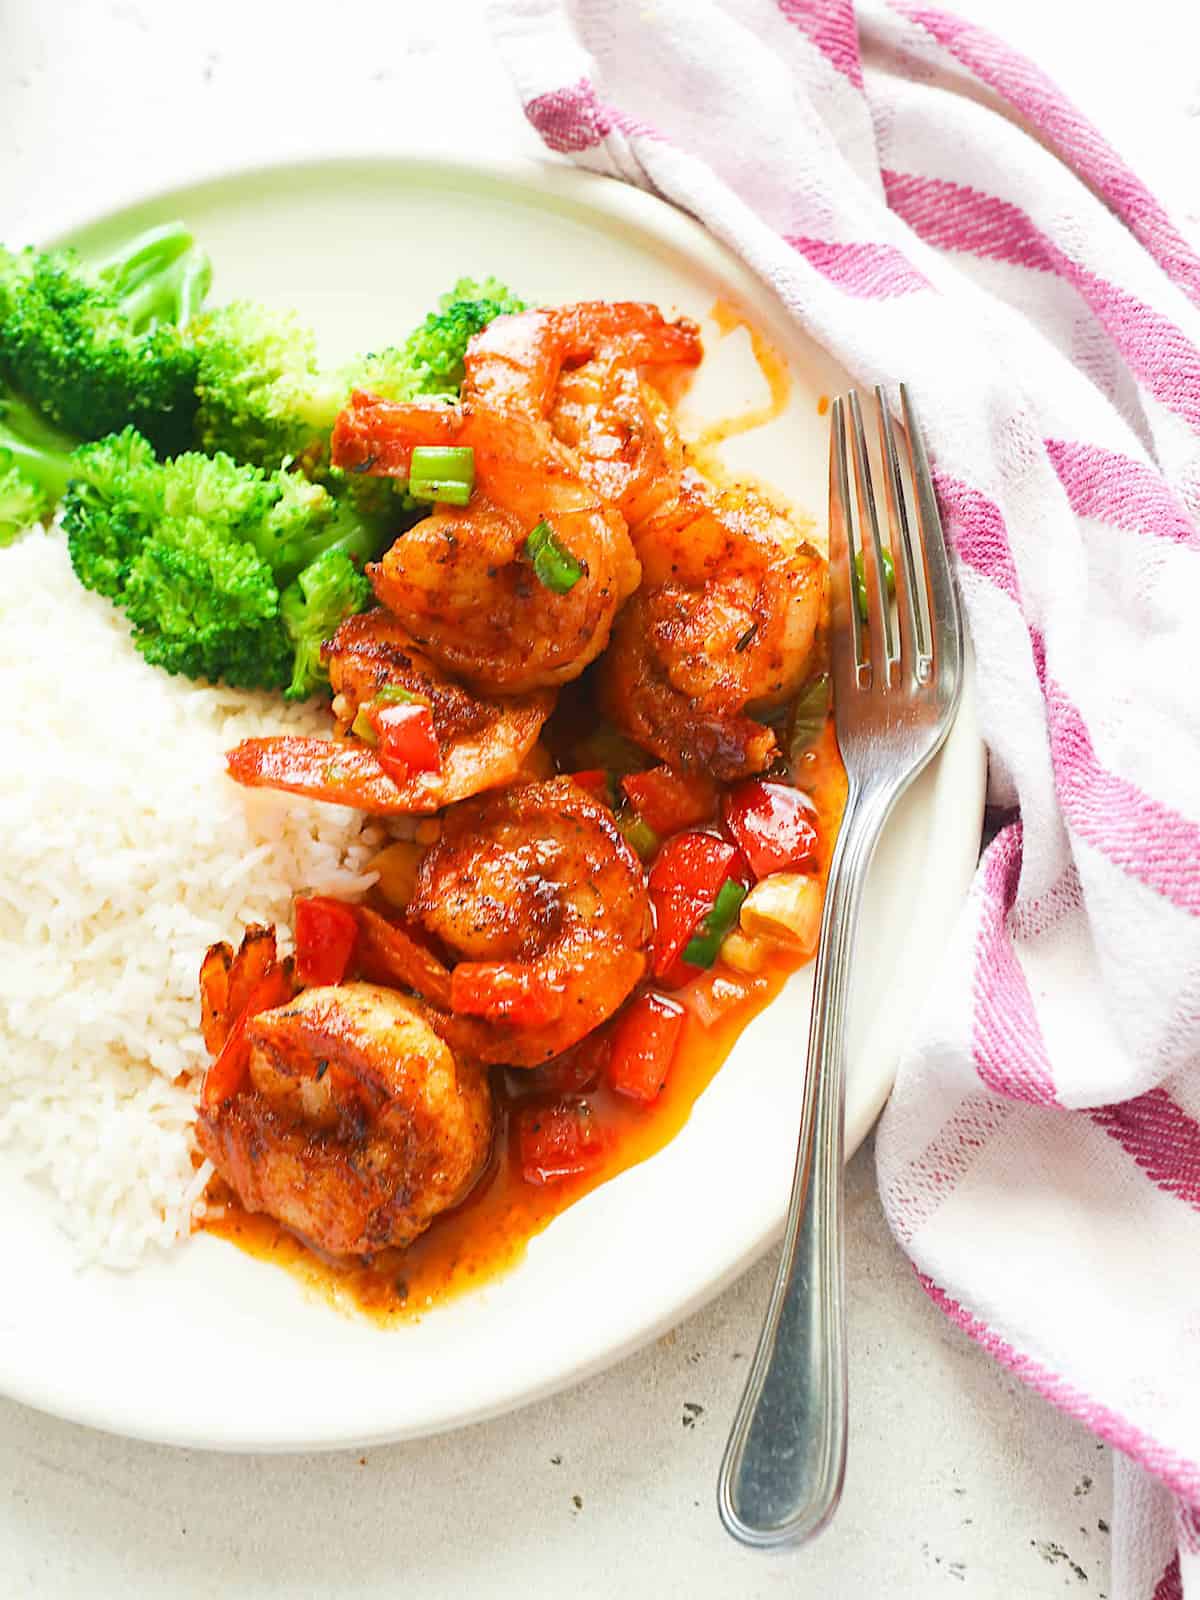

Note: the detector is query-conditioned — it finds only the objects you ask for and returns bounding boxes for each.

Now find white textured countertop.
[1,2,1194,1593]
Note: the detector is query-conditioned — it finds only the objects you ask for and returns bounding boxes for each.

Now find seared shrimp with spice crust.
[197,937,492,1258]
[225,609,553,814]
[396,777,651,1067]
[598,479,825,781]
[461,300,821,779]
[462,301,702,530]
[331,397,640,694]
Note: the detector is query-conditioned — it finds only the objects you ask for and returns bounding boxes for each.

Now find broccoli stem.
[174,253,213,327]
[0,388,78,501]
[95,223,194,293]
[120,251,212,331]
[96,223,213,332]
[243,494,388,589]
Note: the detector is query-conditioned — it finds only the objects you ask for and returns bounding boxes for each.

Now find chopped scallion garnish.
[524,519,584,594]
[617,811,660,861]
[408,479,472,506]
[409,446,475,480]
[786,673,830,766]
[351,705,378,745]
[683,878,747,968]
[373,683,421,705]
[408,445,475,506]
[854,546,895,620]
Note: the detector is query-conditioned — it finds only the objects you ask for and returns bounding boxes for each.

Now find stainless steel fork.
[717,386,964,1549]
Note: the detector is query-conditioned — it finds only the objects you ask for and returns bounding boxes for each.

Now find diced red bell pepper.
[607,991,686,1103]
[294,896,359,988]
[450,962,564,1026]
[570,768,613,805]
[517,1099,607,1185]
[368,701,441,786]
[531,1029,612,1096]
[721,780,820,879]
[620,767,717,837]
[200,964,294,1109]
[647,830,738,980]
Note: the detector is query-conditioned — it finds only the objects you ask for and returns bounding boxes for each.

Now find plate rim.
[1,151,987,1450]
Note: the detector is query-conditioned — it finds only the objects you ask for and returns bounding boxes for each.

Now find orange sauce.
[684,298,792,490]
[204,718,847,1324]
[202,310,847,1324]
[205,957,788,1321]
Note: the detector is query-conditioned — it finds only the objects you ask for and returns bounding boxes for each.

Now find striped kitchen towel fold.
[488,1,1200,1591]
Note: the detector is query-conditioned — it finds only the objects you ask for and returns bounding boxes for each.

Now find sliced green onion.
[617,811,660,861]
[408,478,472,506]
[408,447,475,507]
[356,681,422,738]
[409,446,475,482]
[786,672,830,767]
[854,546,895,620]
[524,519,584,594]
[351,705,378,746]
[683,878,747,969]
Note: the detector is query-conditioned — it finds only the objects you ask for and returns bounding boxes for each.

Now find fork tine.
[875,387,929,681]
[846,392,895,680]
[899,385,963,690]
[826,396,861,695]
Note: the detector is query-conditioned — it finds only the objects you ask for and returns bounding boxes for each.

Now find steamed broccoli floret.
[134,614,293,692]
[63,428,163,594]
[397,275,528,395]
[190,301,343,470]
[280,546,373,700]
[0,456,44,544]
[63,429,383,694]
[247,470,387,586]
[0,223,211,454]
[187,277,526,471]
[153,441,279,535]
[123,513,288,689]
[65,432,286,687]
[0,385,79,545]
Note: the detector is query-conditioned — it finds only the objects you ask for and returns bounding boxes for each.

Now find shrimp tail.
[332,392,462,477]
[226,736,419,813]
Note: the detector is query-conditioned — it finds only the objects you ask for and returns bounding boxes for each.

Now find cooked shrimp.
[225,609,554,814]
[196,982,493,1258]
[463,302,702,528]
[548,358,687,530]
[462,302,702,420]
[598,479,825,780]
[331,396,639,693]
[402,777,650,1067]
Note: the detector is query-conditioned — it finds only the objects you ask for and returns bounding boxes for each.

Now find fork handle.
[717,781,894,1547]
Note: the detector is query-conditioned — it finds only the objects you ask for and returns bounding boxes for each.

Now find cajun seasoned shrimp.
[598,479,825,781]
[196,979,493,1258]
[463,302,702,528]
[548,358,686,531]
[331,396,640,693]
[401,777,650,1067]
[225,609,555,814]
[462,302,702,420]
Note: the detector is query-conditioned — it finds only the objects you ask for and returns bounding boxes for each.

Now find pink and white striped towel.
[488,1,1200,1589]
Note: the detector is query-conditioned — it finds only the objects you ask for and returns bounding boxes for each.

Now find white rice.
[0,529,385,1267]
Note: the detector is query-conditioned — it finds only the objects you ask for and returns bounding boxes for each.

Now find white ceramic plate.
[0,158,984,1451]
